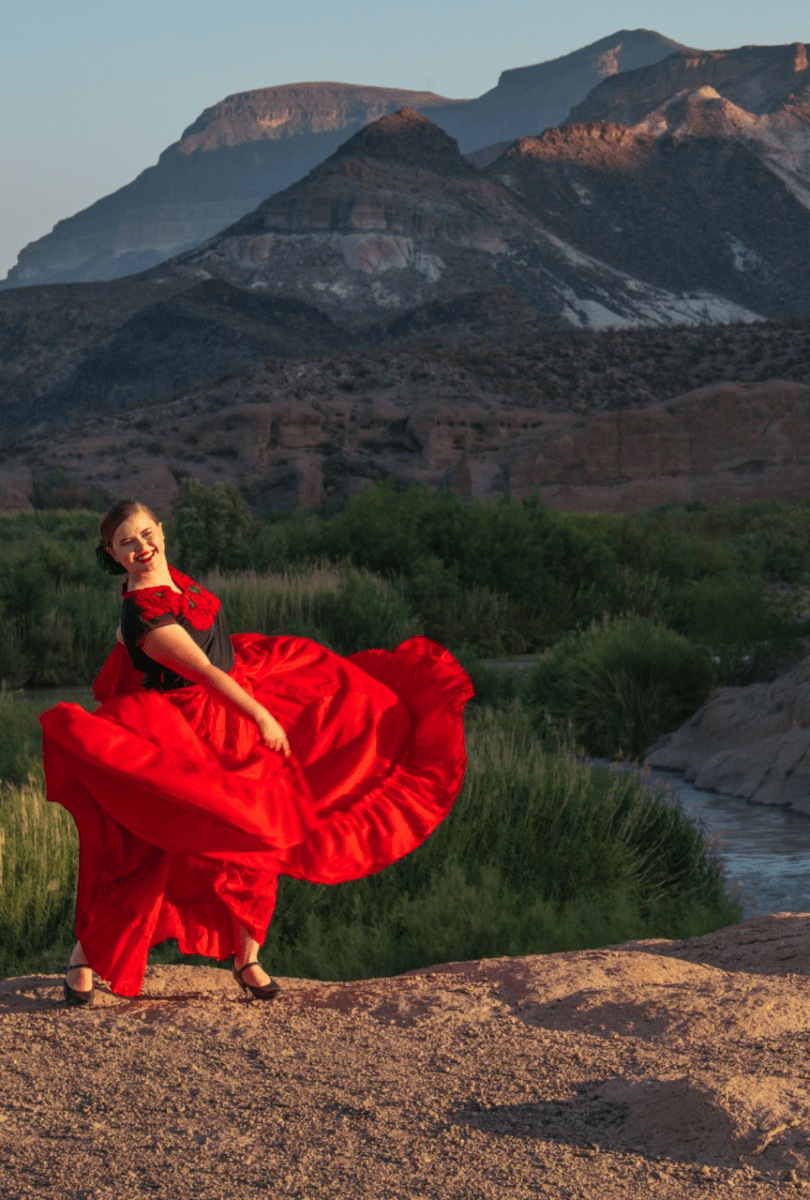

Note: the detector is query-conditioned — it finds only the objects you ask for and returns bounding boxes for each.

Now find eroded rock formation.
[568,41,810,210]
[2,376,808,517]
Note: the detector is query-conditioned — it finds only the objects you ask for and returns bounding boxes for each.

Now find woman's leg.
[67,940,93,992]
[234,926,274,988]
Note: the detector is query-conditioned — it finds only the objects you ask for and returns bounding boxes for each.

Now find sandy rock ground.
[4,914,810,1199]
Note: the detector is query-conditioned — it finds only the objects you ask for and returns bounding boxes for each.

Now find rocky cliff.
[2,359,809,516]
[647,652,810,815]
[1,30,687,288]
[568,42,810,209]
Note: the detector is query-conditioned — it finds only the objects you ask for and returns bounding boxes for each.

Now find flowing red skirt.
[39,635,473,996]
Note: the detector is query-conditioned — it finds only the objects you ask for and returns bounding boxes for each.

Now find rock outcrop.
[647,653,810,813]
[1,31,687,288]
[2,374,809,516]
[6,914,810,1196]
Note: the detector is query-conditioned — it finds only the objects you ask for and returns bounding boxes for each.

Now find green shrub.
[0,694,43,787]
[663,573,804,684]
[524,617,717,760]
[205,564,420,654]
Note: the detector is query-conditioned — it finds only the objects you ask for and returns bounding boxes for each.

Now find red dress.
[39,568,473,996]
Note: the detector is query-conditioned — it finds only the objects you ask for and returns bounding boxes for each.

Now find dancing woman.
[40,500,472,1004]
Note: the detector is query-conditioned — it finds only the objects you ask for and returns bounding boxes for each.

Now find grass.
[0,704,739,983]
[0,776,79,976]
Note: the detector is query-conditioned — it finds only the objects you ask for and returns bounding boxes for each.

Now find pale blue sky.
[2,1,807,278]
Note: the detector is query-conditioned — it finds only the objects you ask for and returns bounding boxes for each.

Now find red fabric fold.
[40,634,472,996]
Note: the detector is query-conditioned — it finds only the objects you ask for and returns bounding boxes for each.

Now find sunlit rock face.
[568,42,810,209]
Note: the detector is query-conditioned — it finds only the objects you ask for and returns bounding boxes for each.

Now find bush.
[205,564,420,654]
[524,617,717,760]
[0,694,43,787]
[663,573,804,684]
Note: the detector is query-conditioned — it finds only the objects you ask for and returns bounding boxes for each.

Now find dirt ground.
[4,913,810,1199]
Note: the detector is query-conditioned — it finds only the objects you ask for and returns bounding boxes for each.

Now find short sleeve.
[121,592,178,648]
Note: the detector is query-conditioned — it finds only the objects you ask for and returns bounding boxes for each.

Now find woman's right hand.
[255,708,291,758]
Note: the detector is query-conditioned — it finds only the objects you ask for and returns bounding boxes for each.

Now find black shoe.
[64,962,94,1007]
[232,961,283,1001]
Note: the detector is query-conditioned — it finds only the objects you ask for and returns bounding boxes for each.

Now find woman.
[40,500,472,1004]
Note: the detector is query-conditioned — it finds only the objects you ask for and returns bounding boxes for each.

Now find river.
[638,767,810,920]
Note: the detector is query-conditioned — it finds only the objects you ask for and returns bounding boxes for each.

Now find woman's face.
[108,509,166,581]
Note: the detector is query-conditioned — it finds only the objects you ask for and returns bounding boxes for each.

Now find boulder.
[646,657,810,814]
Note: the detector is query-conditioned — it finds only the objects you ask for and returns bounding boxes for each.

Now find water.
[643,768,810,919]
[479,656,810,919]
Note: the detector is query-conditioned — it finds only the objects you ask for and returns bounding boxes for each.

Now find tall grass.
[205,565,420,654]
[0,708,738,982]
[0,777,79,975]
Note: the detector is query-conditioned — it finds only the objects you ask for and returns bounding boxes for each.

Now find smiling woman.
[39,498,473,1003]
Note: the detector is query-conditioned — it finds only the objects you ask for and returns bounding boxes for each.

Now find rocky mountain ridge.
[483,122,810,319]
[568,41,810,209]
[1,30,687,287]
[174,108,808,328]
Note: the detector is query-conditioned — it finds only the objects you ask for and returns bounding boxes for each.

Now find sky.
[2,0,808,279]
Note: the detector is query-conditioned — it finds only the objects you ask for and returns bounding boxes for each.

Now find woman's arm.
[140,623,291,756]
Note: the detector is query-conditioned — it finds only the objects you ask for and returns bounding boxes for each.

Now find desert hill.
[1,30,688,288]
[4,914,810,1197]
[568,41,810,209]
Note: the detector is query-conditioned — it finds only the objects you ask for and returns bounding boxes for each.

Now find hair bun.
[96,542,127,576]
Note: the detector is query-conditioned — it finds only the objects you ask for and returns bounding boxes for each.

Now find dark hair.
[96,499,160,576]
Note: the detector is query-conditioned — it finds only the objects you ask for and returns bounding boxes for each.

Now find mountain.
[482,122,810,319]
[2,30,688,288]
[567,42,810,208]
[172,108,768,330]
[7,104,810,435]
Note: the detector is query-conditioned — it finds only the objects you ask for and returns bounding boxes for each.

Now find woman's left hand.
[255,708,291,758]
